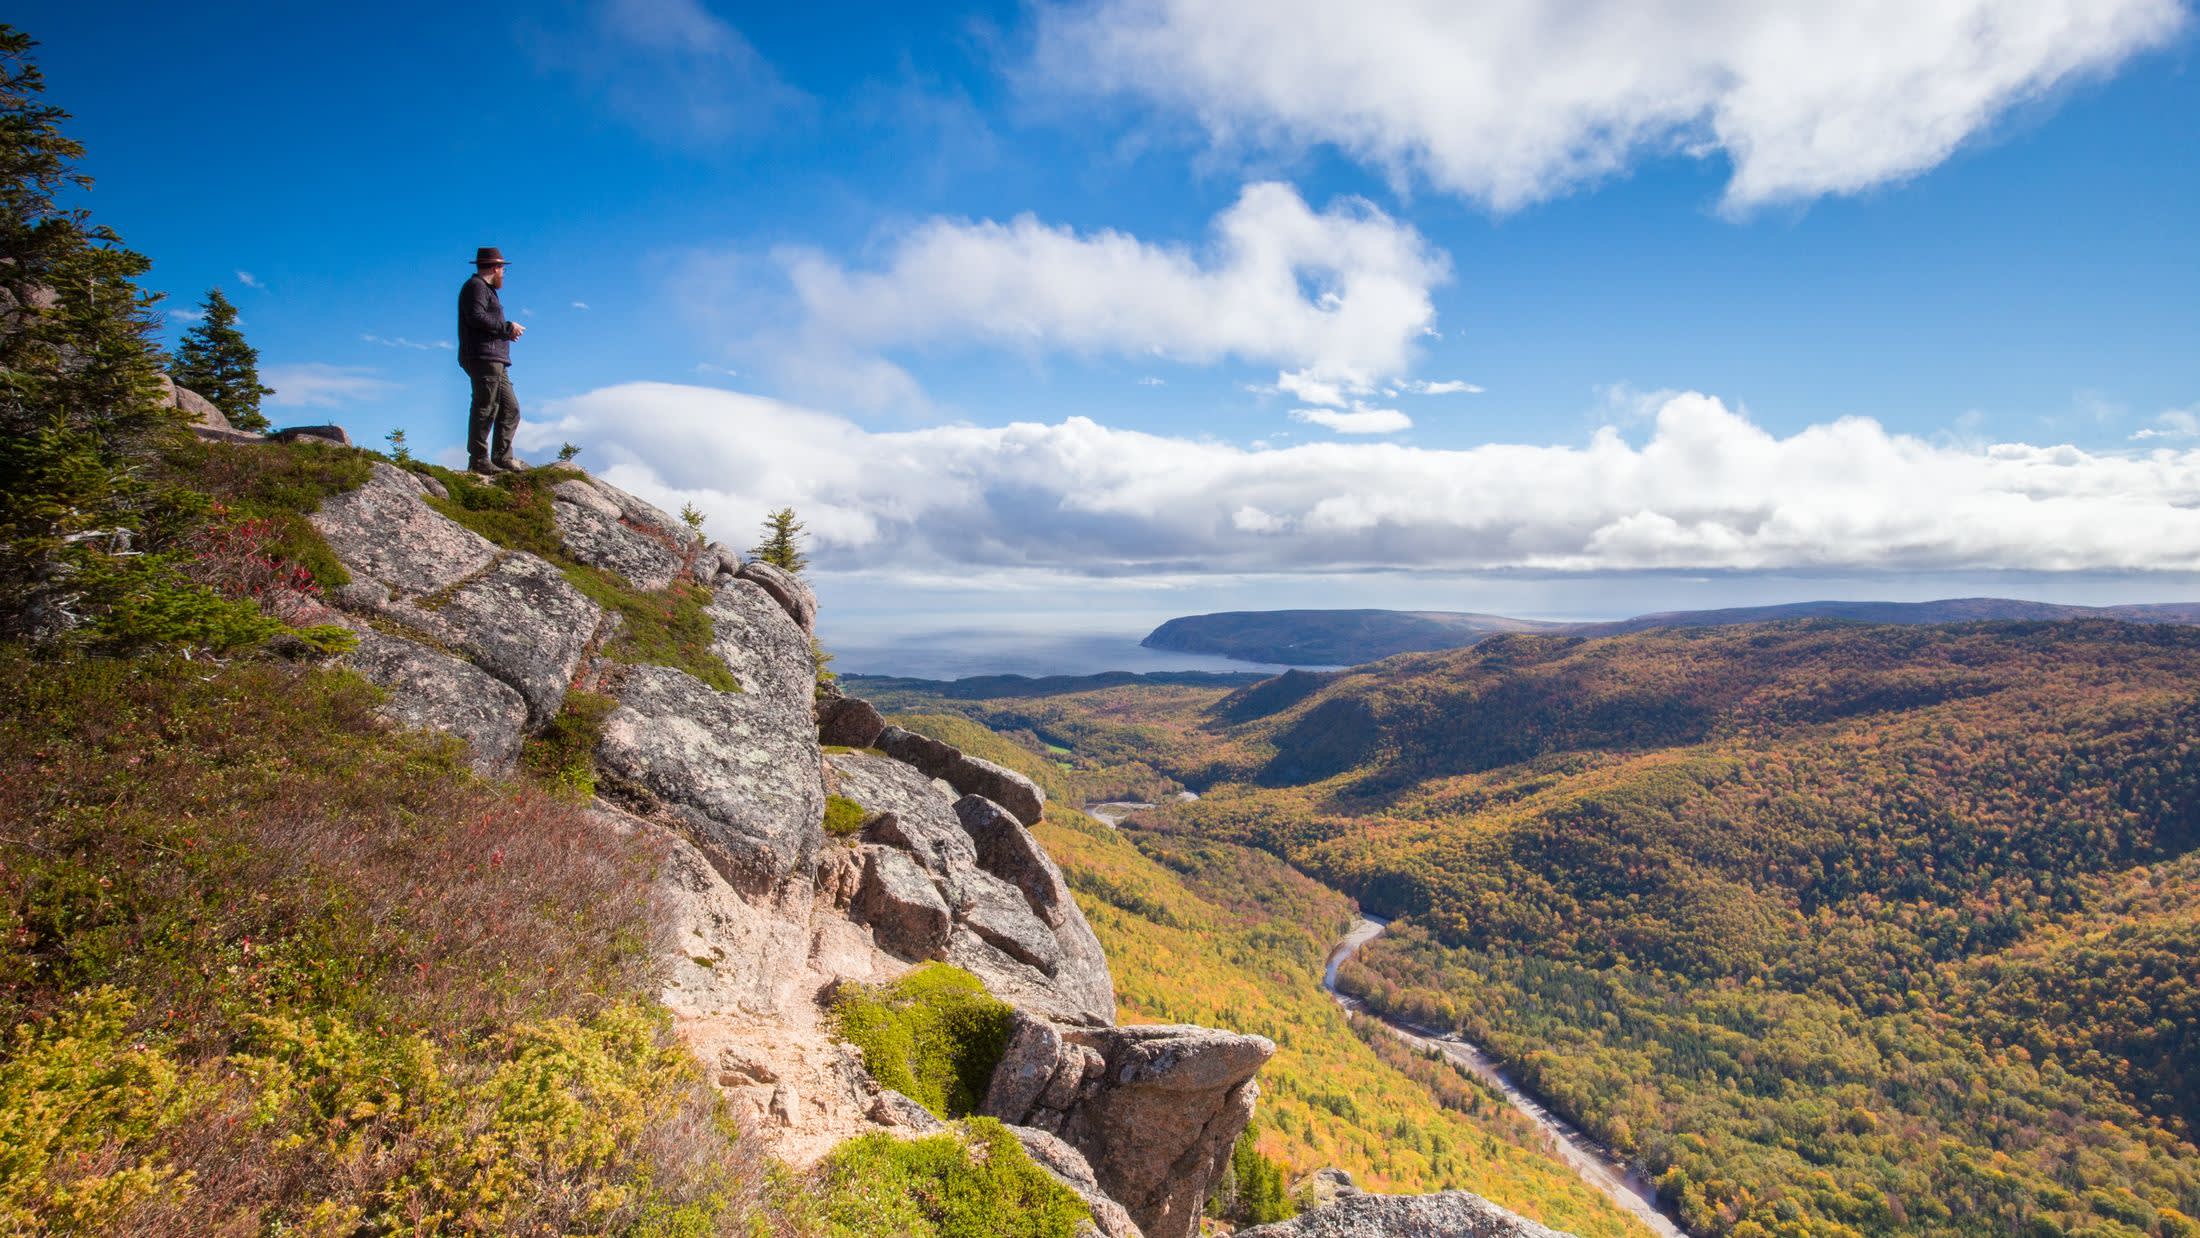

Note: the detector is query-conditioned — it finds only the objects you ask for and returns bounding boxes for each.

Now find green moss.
[824,794,870,838]
[523,690,617,799]
[828,964,1015,1119]
[420,462,566,562]
[564,567,738,693]
[808,1118,1090,1238]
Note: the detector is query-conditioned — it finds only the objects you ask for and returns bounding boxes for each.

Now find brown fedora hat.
[473,246,511,267]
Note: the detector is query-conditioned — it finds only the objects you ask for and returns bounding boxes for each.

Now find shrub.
[806,1118,1089,1238]
[0,651,766,1232]
[524,689,617,799]
[828,964,1015,1119]
[165,435,370,589]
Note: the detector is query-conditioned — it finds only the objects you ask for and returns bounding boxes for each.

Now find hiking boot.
[467,460,503,477]
[491,456,527,472]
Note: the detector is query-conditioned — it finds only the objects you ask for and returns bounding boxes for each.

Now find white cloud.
[770,182,1449,407]
[236,270,263,289]
[264,363,398,408]
[1137,376,1166,387]
[2133,407,2200,440]
[537,0,807,145]
[572,300,590,310]
[1289,405,1412,434]
[521,381,2200,580]
[1273,369,1351,408]
[1040,0,2188,212]
[1407,379,1482,396]
[362,333,452,351]
[168,308,206,323]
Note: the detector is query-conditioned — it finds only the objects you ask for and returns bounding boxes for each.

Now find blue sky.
[21,1,2200,654]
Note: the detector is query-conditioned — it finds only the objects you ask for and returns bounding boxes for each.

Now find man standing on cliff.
[458,247,526,474]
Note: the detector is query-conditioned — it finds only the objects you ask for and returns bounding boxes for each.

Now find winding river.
[1323,915,1689,1238]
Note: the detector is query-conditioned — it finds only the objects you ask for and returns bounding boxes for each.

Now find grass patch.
[0,650,763,1233]
[803,1117,1089,1238]
[523,689,618,800]
[165,435,372,588]
[828,964,1015,1120]
[566,567,738,693]
[420,464,740,692]
[824,794,869,838]
[419,462,565,562]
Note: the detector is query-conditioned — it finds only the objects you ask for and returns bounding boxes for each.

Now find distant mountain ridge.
[1142,597,2200,665]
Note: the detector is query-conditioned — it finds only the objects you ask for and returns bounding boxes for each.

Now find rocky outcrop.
[272,424,352,446]
[315,462,497,596]
[598,662,825,892]
[1011,1126,1144,1238]
[853,846,952,959]
[427,552,597,725]
[1238,1187,1573,1238]
[817,695,886,748]
[342,629,528,773]
[873,725,1047,826]
[298,443,1266,1238]
[552,477,692,591]
[314,462,600,758]
[831,752,1114,1027]
[737,559,817,635]
[156,374,235,433]
[985,1014,1275,1238]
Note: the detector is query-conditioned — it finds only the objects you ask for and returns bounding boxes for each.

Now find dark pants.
[465,362,520,467]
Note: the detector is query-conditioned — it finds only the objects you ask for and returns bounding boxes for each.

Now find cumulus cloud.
[1290,405,1411,434]
[1039,0,2188,212]
[521,381,2200,580]
[1406,379,1481,396]
[264,363,398,408]
[770,182,1448,407]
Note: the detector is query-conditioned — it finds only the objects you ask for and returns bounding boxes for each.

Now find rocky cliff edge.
[303,455,1272,1238]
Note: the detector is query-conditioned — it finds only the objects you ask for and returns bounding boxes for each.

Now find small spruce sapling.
[171,286,274,432]
[384,428,411,464]
[751,506,808,574]
[679,502,706,531]
[556,441,581,463]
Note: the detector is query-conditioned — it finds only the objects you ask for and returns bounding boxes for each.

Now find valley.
[864,618,2200,1238]
[1322,914,1687,1238]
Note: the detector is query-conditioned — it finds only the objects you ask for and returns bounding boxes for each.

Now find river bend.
[1323,915,1689,1238]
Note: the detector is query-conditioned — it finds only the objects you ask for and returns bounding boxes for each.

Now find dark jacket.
[457,273,514,369]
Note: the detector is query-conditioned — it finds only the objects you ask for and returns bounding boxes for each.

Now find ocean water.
[821,624,1308,681]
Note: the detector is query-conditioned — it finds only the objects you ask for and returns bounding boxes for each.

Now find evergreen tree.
[0,25,177,639]
[751,506,809,574]
[171,285,272,431]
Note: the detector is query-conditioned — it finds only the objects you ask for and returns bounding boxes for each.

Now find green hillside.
[883,714,1656,1236]
[884,621,2200,1238]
